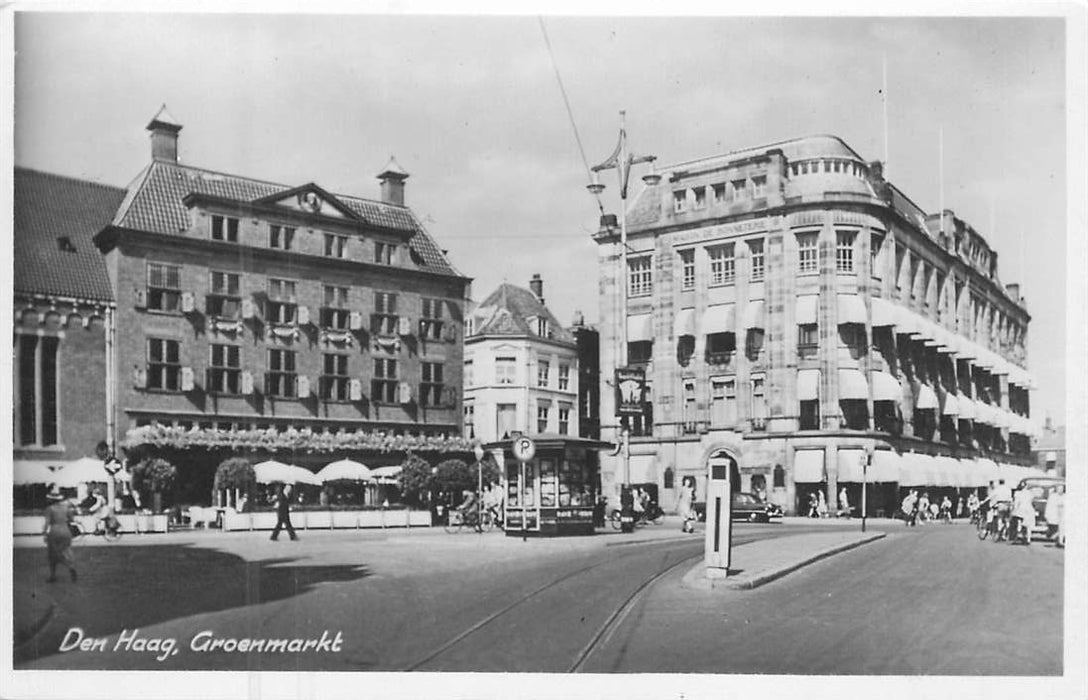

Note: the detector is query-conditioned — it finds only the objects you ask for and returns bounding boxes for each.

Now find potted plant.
[214,457,256,511]
[133,457,177,515]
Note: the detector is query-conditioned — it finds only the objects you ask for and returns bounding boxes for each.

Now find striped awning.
[793,449,826,483]
[940,393,959,416]
[838,369,868,400]
[914,384,938,410]
[837,294,867,325]
[797,369,821,401]
[796,295,818,325]
[701,304,736,335]
[870,450,902,483]
[870,297,896,327]
[743,300,766,329]
[627,314,653,342]
[872,371,901,401]
[837,449,867,483]
[674,308,695,337]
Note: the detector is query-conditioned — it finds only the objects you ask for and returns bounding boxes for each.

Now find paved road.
[582,522,1064,675]
[13,520,1062,674]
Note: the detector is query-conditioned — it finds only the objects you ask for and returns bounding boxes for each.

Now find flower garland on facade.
[122,424,474,454]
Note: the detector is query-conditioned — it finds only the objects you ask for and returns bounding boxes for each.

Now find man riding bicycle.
[86,487,120,535]
[455,489,482,530]
[979,479,1013,539]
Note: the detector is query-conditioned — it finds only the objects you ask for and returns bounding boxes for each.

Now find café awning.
[837,294,867,325]
[796,295,818,325]
[793,449,825,483]
[899,453,938,487]
[838,369,868,400]
[871,371,901,401]
[674,308,695,337]
[627,314,653,342]
[870,297,896,327]
[743,300,766,329]
[914,384,938,410]
[701,304,736,335]
[870,450,902,483]
[797,369,821,401]
[956,397,976,420]
[940,393,960,416]
[837,449,867,483]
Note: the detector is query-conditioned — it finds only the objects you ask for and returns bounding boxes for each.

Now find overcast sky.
[12,10,1070,423]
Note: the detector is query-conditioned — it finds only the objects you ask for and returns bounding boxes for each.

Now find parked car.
[693,492,783,523]
[1014,475,1065,538]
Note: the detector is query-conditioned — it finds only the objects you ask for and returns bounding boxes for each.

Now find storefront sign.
[615,367,646,416]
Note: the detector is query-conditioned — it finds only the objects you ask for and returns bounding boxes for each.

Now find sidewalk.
[681,529,886,590]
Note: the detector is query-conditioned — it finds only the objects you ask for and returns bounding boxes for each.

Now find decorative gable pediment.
[253,183,361,221]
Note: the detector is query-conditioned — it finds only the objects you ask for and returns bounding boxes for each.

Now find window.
[751,175,767,198]
[682,380,697,434]
[537,403,550,433]
[713,183,726,204]
[266,348,297,398]
[147,263,181,312]
[797,232,818,273]
[207,344,241,395]
[269,224,295,250]
[708,244,736,286]
[673,190,686,213]
[692,186,706,210]
[497,403,518,439]
[420,362,445,407]
[750,375,767,419]
[372,357,398,403]
[745,328,765,361]
[800,399,820,430]
[748,239,765,281]
[677,336,695,366]
[628,256,653,297]
[464,360,474,387]
[558,364,570,391]
[375,241,396,265]
[463,401,475,439]
[320,285,350,330]
[840,324,867,353]
[371,292,398,335]
[324,233,347,258]
[420,298,445,341]
[679,249,695,291]
[147,338,181,391]
[211,215,239,242]
[798,323,819,359]
[320,353,350,401]
[730,179,747,200]
[266,279,298,325]
[16,334,59,446]
[841,400,869,431]
[870,234,883,278]
[895,248,907,292]
[537,360,550,388]
[536,317,551,338]
[706,332,735,364]
[836,230,856,273]
[909,258,920,300]
[628,341,653,365]
[496,356,516,384]
[558,405,571,435]
[207,271,241,317]
[710,377,737,426]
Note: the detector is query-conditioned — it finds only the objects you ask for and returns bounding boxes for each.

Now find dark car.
[693,492,783,523]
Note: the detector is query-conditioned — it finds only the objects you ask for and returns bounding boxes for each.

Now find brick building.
[92,108,471,501]
[594,135,1038,515]
[13,168,126,464]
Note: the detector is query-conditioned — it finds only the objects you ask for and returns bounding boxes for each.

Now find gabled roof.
[111,160,460,277]
[471,283,574,344]
[14,167,126,302]
[251,182,363,221]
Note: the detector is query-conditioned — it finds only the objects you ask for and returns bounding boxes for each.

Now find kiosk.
[484,435,613,537]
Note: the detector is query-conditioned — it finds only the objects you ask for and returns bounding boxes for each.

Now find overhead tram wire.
[538,16,605,217]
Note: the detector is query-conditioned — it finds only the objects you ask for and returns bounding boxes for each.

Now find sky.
[10,9,1072,424]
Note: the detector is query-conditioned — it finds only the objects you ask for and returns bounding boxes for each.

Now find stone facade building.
[594,135,1037,515]
[463,275,579,442]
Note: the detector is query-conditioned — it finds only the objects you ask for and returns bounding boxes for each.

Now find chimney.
[146,105,182,163]
[529,273,544,305]
[377,157,409,207]
[1005,283,1020,303]
[572,309,585,327]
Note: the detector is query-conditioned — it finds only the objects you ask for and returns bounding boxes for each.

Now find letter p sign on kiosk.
[704,455,734,578]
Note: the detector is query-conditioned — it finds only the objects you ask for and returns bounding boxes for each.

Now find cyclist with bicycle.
[980,479,1013,540]
[86,487,120,536]
[455,489,481,530]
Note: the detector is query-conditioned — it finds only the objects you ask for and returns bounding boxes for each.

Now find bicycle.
[444,507,494,534]
[71,516,123,542]
[609,503,664,529]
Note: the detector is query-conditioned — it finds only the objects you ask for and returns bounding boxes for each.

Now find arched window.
[663,467,674,490]
[773,464,786,488]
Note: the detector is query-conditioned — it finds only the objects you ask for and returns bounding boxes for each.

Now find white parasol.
[317,459,373,483]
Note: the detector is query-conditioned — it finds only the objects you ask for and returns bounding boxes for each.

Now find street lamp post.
[587,110,659,498]
[474,443,485,526]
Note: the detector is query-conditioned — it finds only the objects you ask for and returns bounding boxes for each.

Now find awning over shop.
[701,304,735,335]
[13,460,65,486]
[797,369,821,401]
[796,294,818,325]
[954,337,978,360]
[976,458,1000,486]
[627,314,653,342]
[838,369,868,400]
[914,384,938,410]
[837,449,867,483]
[870,450,902,482]
[975,402,996,425]
[956,397,976,420]
[935,327,957,354]
[837,294,867,325]
[743,300,766,329]
[872,371,901,401]
[893,306,921,337]
[870,297,896,327]
[940,393,960,416]
[673,308,695,337]
[899,453,936,487]
[793,449,826,483]
[935,456,967,487]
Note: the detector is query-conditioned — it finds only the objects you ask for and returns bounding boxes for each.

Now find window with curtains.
[147,262,181,312]
[496,403,518,439]
[266,278,298,325]
[207,271,241,318]
[320,285,350,330]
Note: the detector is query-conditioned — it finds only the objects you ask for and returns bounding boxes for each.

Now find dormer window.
[375,241,396,265]
[57,236,76,252]
[211,215,239,242]
[535,317,550,337]
[673,190,686,213]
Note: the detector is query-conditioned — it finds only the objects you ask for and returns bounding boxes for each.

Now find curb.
[682,532,886,591]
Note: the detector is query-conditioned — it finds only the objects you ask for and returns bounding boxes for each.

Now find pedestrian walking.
[678,476,697,533]
[43,485,77,583]
[917,492,931,523]
[817,490,829,518]
[901,489,919,526]
[837,487,851,518]
[1045,484,1064,547]
[807,491,819,518]
[270,483,299,541]
[956,496,965,519]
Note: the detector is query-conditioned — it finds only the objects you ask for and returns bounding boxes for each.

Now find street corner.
[679,531,887,592]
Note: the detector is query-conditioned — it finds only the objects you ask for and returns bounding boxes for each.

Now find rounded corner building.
[594,134,1040,517]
